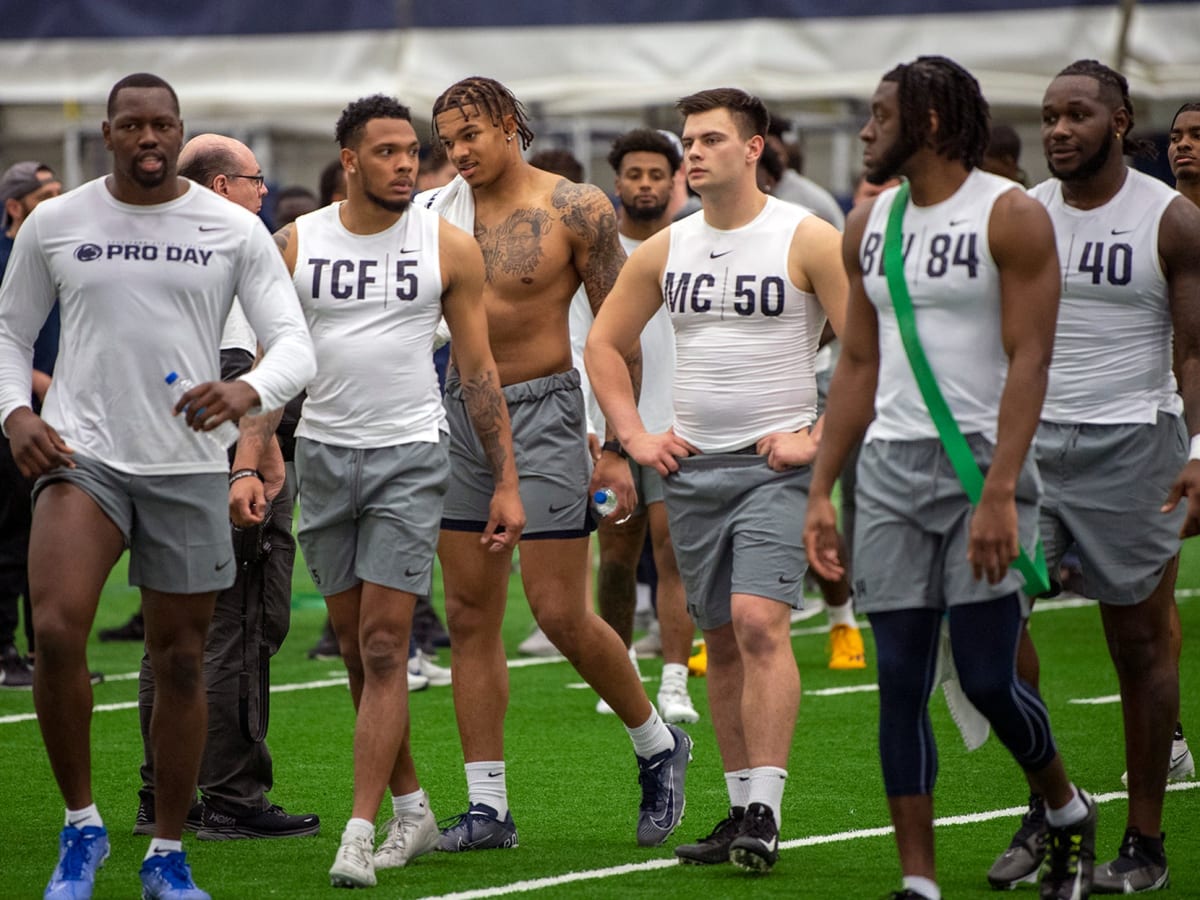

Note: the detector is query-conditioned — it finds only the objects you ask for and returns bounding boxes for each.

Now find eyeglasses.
[226,173,265,187]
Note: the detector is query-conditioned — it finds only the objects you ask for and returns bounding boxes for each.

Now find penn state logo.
[74,243,103,262]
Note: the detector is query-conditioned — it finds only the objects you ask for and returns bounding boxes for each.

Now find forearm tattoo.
[625,343,643,405]
[553,181,624,307]
[273,223,293,254]
[462,369,509,481]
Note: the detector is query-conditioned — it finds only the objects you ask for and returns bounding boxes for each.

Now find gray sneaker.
[1040,791,1096,900]
[436,803,518,851]
[987,794,1047,889]
[636,723,692,846]
[1092,827,1169,893]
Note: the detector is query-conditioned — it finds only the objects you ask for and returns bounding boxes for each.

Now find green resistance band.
[882,181,1049,596]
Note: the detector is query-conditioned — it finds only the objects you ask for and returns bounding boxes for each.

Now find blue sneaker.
[436,803,519,851]
[45,825,110,900]
[636,723,692,846]
[139,851,211,900]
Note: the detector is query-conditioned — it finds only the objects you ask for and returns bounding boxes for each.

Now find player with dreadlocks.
[803,55,1097,900]
[986,59,1200,895]
[427,76,692,852]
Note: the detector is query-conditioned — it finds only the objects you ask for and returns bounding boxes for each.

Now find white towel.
[934,616,991,751]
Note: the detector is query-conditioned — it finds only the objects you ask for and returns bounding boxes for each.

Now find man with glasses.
[132,133,320,844]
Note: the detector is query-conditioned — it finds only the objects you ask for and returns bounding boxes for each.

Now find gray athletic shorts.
[664,450,810,630]
[629,456,666,510]
[1037,412,1186,605]
[853,435,1041,614]
[33,453,233,594]
[442,369,593,539]
[295,436,450,597]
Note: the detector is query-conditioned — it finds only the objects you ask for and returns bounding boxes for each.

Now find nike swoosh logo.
[1110,228,1134,235]
[67,818,89,828]
[548,503,573,514]
[399,246,420,254]
[404,567,422,577]
[648,765,677,829]
[777,574,802,584]
[215,558,233,571]
[198,226,222,232]
[709,250,733,259]
[487,770,503,778]
[948,218,969,227]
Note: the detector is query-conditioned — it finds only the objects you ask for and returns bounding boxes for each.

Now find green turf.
[2,544,1198,898]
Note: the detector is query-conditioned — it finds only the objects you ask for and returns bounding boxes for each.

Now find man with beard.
[1170,102,1200,207]
[0,73,316,900]
[243,94,524,888]
[802,57,1095,900]
[588,88,847,874]
[429,76,690,853]
[988,61,1200,895]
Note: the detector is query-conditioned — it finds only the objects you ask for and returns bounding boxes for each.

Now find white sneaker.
[409,649,452,687]
[1120,736,1195,786]
[329,830,377,887]
[375,801,439,869]
[408,670,429,693]
[517,626,560,657]
[632,621,662,659]
[658,684,700,724]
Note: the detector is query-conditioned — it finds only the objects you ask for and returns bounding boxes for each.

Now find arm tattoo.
[624,343,643,405]
[273,223,293,255]
[474,209,553,284]
[461,369,509,482]
[553,183,624,310]
[235,407,285,468]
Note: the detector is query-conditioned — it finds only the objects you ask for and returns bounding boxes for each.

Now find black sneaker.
[98,612,144,642]
[307,620,340,660]
[195,803,320,840]
[675,807,744,865]
[1092,827,1169,893]
[1040,791,1096,900]
[728,802,779,873]
[133,796,204,836]
[0,644,33,689]
[987,794,1047,888]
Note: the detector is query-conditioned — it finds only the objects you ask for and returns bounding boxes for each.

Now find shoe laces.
[57,828,92,880]
[149,852,196,888]
[740,805,776,842]
[437,804,494,837]
[637,751,670,809]
[702,811,743,843]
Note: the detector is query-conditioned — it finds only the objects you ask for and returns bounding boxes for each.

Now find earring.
[1115,132,1121,140]
[506,133,514,143]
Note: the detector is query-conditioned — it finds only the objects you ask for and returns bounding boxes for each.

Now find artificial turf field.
[1,540,1198,899]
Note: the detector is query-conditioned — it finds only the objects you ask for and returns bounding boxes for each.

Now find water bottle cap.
[165,371,179,385]
[593,490,608,504]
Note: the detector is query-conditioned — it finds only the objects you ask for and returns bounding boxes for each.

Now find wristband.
[229,468,262,486]
[1191,435,1200,462]
[601,439,627,458]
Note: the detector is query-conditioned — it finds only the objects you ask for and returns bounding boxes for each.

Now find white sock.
[725,769,752,810]
[145,839,182,860]
[466,761,509,818]
[746,765,788,828]
[65,804,103,830]
[392,789,427,818]
[343,818,374,843]
[661,663,689,691]
[827,601,857,628]
[627,708,674,759]
[1045,786,1087,827]
[902,875,941,900]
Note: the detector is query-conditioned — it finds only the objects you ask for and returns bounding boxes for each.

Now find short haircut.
[1055,59,1155,159]
[432,76,535,149]
[758,142,785,182]
[318,159,345,206]
[178,145,240,189]
[676,88,769,141]
[107,73,179,119]
[881,55,990,170]
[986,123,1022,161]
[528,148,584,183]
[607,129,682,175]
[1170,102,1200,131]
[334,95,412,149]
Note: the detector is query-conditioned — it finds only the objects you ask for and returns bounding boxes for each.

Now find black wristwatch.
[601,439,627,458]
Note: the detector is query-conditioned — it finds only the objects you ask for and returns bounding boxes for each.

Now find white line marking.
[808,684,879,697]
[1069,694,1121,705]
[411,782,1200,900]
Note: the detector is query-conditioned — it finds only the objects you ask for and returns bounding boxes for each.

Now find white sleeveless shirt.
[292,202,447,447]
[662,196,825,453]
[1030,170,1181,424]
[861,169,1017,443]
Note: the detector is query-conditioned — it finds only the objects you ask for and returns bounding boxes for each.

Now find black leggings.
[870,593,1057,796]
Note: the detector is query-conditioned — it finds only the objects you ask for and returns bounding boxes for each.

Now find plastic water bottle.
[165,371,241,449]
[593,487,621,517]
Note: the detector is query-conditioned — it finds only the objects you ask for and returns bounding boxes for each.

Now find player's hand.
[4,406,74,478]
[625,429,698,477]
[803,493,845,581]
[174,379,260,433]
[587,433,602,463]
[758,427,819,471]
[1162,458,1200,538]
[482,484,525,552]
[229,473,267,527]
[968,491,1019,584]
[589,451,637,520]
